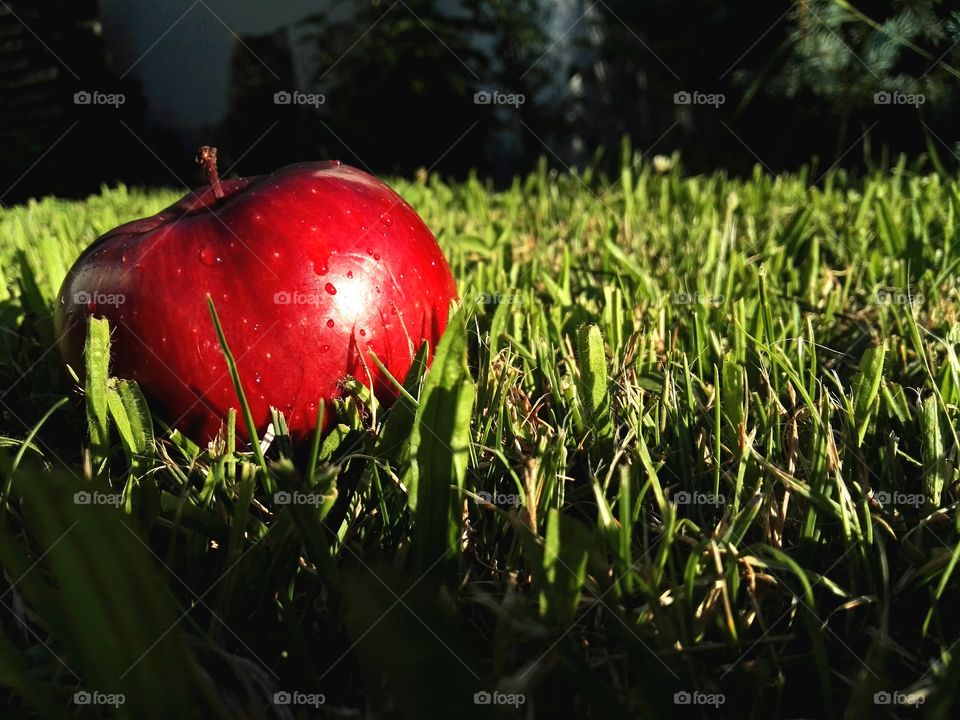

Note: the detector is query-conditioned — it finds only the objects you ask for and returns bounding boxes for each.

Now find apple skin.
[55,160,457,443]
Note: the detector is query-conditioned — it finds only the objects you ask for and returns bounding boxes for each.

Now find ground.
[0,149,958,719]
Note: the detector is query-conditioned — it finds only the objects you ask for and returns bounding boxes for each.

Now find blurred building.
[101,0,585,168]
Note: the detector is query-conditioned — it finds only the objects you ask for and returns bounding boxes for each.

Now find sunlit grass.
[1,146,959,718]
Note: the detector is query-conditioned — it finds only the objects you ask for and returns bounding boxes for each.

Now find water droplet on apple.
[265,352,272,359]
[254,373,262,384]
[273,251,280,259]
[321,344,329,353]
[325,283,337,295]
[359,329,366,336]
[373,253,380,260]
[366,247,373,255]
[326,319,335,328]
[86,301,96,313]
[380,213,392,227]
[252,323,260,332]
[375,286,381,293]
[121,254,128,263]
[200,245,222,266]
[316,263,328,275]
[346,271,353,279]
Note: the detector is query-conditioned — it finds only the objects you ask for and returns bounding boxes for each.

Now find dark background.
[2,0,959,205]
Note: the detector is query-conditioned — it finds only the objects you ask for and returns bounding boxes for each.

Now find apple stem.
[197,146,224,199]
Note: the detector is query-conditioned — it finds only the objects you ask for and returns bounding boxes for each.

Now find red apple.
[56,147,457,443]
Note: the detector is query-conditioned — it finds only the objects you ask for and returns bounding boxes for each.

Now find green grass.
[2,146,960,718]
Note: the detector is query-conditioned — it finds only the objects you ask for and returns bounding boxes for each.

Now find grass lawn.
[1,146,959,719]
